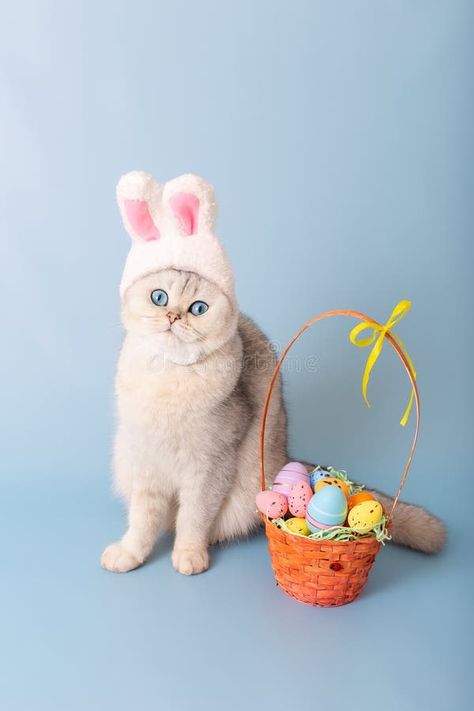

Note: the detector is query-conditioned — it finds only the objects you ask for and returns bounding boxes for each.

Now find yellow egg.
[348,501,383,532]
[314,476,350,498]
[286,517,311,536]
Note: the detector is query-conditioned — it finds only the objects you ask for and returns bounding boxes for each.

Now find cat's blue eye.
[150,289,168,306]
[189,301,209,316]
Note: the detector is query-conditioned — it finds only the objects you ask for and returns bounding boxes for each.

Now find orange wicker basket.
[259,309,420,607]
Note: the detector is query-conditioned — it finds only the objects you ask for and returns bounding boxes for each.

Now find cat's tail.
[372,490,446,554]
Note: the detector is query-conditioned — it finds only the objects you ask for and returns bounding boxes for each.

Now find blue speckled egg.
[306,486,348,533]
[309,466,332,491]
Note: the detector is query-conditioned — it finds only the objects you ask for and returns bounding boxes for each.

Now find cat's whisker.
[139,315,162,321]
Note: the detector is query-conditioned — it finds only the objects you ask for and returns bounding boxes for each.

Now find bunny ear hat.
[117,171,235,300]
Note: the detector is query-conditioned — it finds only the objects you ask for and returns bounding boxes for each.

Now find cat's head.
[121,268,238,364]
[117,171,238,364]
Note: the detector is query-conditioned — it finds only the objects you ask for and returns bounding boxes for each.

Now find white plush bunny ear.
[162,174,217,236]
[116,170,162,241]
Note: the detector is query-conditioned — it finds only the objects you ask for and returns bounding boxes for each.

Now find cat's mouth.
[148,321,200,346]
[169,323,200,345]
[157,324,186,342]
[157,325,175,337]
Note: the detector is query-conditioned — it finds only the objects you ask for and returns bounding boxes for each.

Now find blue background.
[1,1,472,709]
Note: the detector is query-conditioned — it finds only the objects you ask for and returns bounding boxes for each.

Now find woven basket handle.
[259,310,420,522]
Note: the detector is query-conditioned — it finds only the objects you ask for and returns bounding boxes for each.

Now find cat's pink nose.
[167,312,181,324]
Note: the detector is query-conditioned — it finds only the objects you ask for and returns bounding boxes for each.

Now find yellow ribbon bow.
[349,300,416,426]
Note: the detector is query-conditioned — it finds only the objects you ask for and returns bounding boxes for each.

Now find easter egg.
[306,487,348,533]
[286,517,311,536]
[314,476,350,498]
[348,491,375,510]
[256,490,288,519]
[272,462,309,497]
[348,501,383,532]
[309,466,332,490]
[288,480,313,517]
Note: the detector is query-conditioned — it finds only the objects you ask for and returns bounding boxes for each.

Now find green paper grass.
[273,515,391,545]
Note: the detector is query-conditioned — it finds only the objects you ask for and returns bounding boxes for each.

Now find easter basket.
[259,307,420,607]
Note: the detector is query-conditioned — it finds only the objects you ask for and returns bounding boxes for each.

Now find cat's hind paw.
[101,542,141,573]
[172,546,209,576]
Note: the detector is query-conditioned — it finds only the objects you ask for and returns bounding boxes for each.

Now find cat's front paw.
[172,545,209,576]
[101,542,141,573]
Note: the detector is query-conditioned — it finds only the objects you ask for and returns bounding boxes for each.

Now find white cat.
[101,171,445,576]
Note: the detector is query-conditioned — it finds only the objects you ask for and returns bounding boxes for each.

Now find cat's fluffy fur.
[101,269,287,575]
[101,268,445,576]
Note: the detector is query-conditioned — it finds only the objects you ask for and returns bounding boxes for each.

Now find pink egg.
[288,480,313,517]
[256,490,288,519]
[271,462,310,497]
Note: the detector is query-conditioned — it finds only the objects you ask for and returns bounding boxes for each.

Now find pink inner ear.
[169,192,200,235]
[123,199,160,241]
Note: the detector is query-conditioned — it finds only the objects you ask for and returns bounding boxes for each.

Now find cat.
[101,171,445,576]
